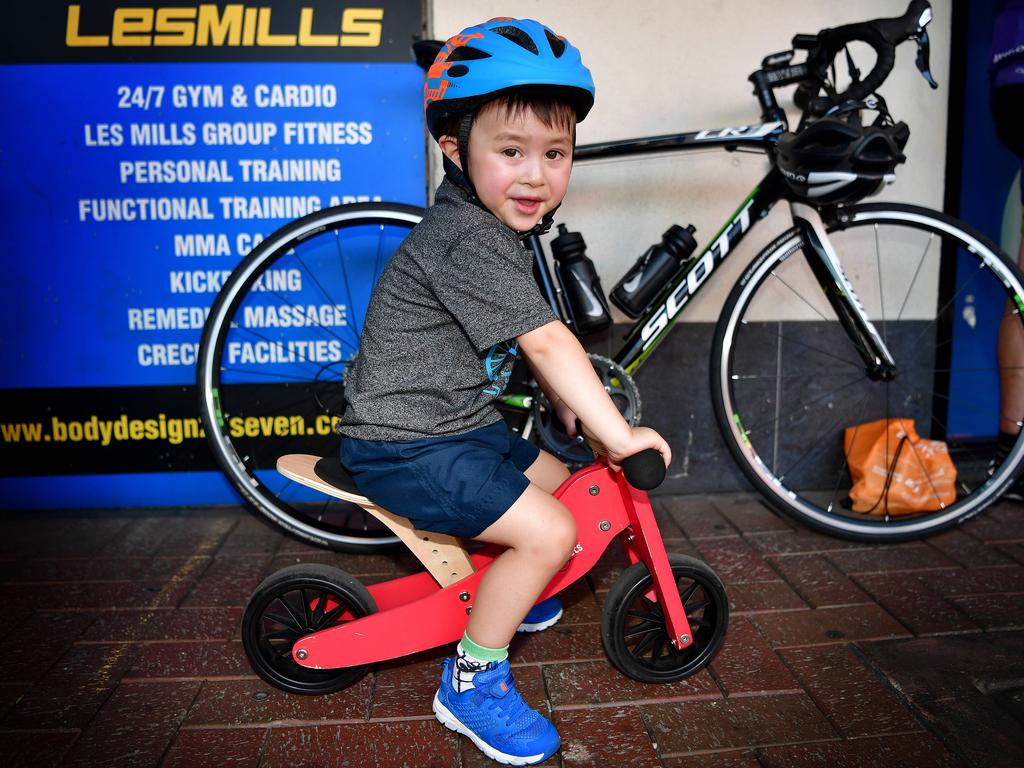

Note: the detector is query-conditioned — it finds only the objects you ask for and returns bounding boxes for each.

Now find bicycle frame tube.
[789,201,897,378]
[574,122,786,162]
[614,170,790,373]
[523,121,791,378]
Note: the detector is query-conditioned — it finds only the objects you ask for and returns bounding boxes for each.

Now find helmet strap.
[441,112,492,212]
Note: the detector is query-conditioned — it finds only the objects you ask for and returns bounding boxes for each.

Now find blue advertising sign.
[0,2,426,508]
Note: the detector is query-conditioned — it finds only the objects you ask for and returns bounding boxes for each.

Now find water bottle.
[551,224,613,335]
[610,224,698,318]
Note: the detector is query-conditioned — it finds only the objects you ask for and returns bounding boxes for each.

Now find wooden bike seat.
[276,454,475,587]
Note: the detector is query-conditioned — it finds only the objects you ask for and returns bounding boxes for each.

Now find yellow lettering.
[341,8,383,47]
[256,8,296,46]
[65,3,387,50]
[196,3,243,46]
[154,7,197,46]
[242,6,258,46]
[66,5,110,47]
[298,7,338,46]
[112,8,154,47]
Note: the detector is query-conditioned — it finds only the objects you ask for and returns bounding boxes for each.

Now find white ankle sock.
[452,641,507,693]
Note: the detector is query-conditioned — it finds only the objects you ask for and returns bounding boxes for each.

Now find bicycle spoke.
[629,627,660,658]
[264,611,301,632]
[262,629,298,644]
[739,372,867,436]
[908,260,990,350]
[875,224,888,345]
[331,231,363,342]
[776,392,871,483]
[679,580,699,605]
[241,275,362,353]
[738,320,863,370]
[624,621,662,639]
[767,270,834,325]
[274,596,305,630]
[894,231,934,323]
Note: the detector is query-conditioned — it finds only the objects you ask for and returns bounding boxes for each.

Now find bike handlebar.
[622,450,667,491]
[794,0,934,116]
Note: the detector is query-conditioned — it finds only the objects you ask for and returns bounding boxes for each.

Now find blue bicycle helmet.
[424,18,596,141]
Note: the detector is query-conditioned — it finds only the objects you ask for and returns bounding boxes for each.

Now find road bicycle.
[197,0,1024,550]
[241,447,729,696]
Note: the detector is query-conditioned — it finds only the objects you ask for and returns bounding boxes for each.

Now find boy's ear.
[438,135,462,170]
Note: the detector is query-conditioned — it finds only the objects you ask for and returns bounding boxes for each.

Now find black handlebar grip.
[622,449,667,491]
[809,38,897,116]
[803,0,926,116]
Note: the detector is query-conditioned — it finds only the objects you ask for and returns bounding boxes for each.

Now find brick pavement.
[0,495,1022,767]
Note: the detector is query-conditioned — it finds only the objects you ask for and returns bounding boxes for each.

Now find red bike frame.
[291,459,693,670]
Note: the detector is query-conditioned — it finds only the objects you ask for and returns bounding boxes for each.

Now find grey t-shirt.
[338,179,556,441]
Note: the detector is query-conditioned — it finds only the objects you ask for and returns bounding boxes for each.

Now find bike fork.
[790,202,897,381]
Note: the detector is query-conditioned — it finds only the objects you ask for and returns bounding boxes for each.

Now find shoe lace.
[475,669,541,736]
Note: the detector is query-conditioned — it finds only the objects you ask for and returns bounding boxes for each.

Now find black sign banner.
[2,0,425,64]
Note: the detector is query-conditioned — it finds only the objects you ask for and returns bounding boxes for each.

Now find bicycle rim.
[713,203,1024,541]
[197,203,424,551]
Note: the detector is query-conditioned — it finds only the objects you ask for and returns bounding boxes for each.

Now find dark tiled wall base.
[585,320,936,496]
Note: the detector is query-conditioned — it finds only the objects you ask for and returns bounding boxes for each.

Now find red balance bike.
[241,449,729,693]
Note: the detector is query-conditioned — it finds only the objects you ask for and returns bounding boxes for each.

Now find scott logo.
[641,199,755,349]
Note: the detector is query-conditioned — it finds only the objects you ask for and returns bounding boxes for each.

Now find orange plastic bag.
[843,418,957,515]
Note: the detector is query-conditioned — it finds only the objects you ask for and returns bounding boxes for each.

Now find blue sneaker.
[517,597,563,633]
[433,657,560,765]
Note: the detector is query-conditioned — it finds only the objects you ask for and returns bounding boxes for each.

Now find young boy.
[338,18,670,766]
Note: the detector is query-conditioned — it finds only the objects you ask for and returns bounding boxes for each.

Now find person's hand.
[581,424,671,472]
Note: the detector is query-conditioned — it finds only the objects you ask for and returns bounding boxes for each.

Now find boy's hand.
[581,424,671,472]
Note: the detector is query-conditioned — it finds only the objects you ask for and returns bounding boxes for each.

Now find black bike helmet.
[775,103,910,205]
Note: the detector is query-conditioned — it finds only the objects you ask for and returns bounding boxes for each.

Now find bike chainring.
[532,354,642,465]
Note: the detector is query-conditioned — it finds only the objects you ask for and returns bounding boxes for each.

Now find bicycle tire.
[197,202,424,552]
[712,203,1024,541]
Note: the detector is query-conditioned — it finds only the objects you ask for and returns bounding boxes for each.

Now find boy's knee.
[540,507,576,567]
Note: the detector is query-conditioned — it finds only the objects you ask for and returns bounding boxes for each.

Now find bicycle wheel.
[713,203,1024,541]
[241,563,377,694]
[197,203,423,551]
[601,554,728,683]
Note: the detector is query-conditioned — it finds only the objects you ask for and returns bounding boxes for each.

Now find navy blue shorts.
[339,420,541,538]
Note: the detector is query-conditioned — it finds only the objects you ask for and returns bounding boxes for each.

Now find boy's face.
[444,104,574,232]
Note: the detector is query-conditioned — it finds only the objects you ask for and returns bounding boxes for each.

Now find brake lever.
[914,30,939,89]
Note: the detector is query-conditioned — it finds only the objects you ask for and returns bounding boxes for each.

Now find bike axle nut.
[680,634,690,644]
[296,649,308,660]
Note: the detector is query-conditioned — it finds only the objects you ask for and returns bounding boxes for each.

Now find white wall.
[427,0,953,322]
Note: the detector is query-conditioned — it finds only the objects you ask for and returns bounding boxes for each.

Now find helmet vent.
[491,25,539,55]
[447,64,469,78]
[545,30,566,57]
[447,46,490,62]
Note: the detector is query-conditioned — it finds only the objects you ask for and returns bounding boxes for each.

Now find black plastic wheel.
[601,554,728,683]
[241,563,377,694]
